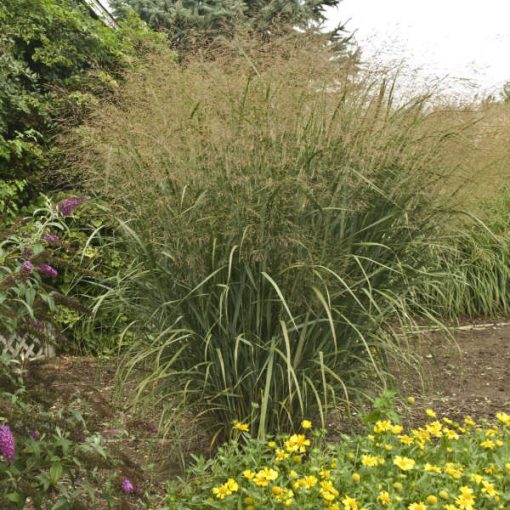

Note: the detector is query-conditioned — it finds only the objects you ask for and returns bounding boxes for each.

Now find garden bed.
[17,321,510,508]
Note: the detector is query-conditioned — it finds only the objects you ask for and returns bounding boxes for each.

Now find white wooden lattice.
[0,334,55,359]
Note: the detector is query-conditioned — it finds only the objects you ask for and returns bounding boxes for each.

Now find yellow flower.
[301,419,312,429]
[275,448,289,462]
[480,439,495,449]
[444,463,463,479]
[444,428,459,440]
[391,424,404,434]
[377,491,391,505]
[469,473,483,484]
[351,473,361,483]
[242,469,255,480]
[424,463,441,474]
[464,416,475,427]
[439,490,449,500]
[272,485,294,504]
[484,463,496,475]
[268,441,277,448]
[425,409,437,418]
[481,480,498,498]
[320,468,331,479]
[233,421,250,432]
[406,396,416,405]
[293,475,318,490]
[496,412,510,426]
[212,478,239,499]
[320,480,339,501]
[342,495,361,510]
[284,434,310,453]
[361,454,384,467]
[398,434,414,446]
[425,421,443,437]
[212,485,230,499]
[408,503,427,510]
[426,495,437,505]
[393,455,415,471]
[253,467,278,487]
[455,486,475,510]
[373,420,392,433]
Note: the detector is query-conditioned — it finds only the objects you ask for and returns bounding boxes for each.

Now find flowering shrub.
[163,411,510,509]
[0,195,90,347]
[0,194,129,353]
[0,354,121,509]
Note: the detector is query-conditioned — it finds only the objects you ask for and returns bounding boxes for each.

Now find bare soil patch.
[398,321,510,422]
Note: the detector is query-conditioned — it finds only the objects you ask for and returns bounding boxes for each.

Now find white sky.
[325,0,510,100]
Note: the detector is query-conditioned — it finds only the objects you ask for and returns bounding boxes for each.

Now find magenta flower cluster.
[37,264,58,278]
[21,261,34,273]
[44,233,60,244]
[121,477,135,494]
[0,424,15,462]
[57,196,88,216]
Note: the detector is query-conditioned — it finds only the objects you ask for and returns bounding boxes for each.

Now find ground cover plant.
[162,409,510,509]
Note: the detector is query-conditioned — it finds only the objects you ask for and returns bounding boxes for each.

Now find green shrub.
[0,354,119,509]
[0,0,167,201]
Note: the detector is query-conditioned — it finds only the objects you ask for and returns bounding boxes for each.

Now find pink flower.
[37,264,58,278]
[121,477,135,494]
[0,424,15,461]
[21,261,33,273]
[57,196,88,216]
[44,233,60,244]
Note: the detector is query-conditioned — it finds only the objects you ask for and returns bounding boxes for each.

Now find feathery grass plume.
[72,36,510,439]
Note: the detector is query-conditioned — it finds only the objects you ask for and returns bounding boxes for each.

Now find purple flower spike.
[44,233,60,244]
[0,424,16,462]
[30,430,40,441]
[21,261,34,273]
[57,196,88,217]
[121,477,135,495]
[37,264,58,278]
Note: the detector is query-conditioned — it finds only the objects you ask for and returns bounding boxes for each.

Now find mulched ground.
[20,320,510,507]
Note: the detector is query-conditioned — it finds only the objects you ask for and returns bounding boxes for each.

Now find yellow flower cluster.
[204,411,510,510]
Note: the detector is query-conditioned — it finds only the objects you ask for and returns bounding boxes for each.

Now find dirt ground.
[398,321,510,422]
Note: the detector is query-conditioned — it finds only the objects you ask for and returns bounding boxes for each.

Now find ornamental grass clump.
[76,37,496,437]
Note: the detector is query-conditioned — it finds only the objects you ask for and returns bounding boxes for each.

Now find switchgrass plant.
[73,37,503,438]
[419,188,510,320]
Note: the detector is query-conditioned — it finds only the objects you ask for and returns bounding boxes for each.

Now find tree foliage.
[0,0,164,194]
[110,0,347,52]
